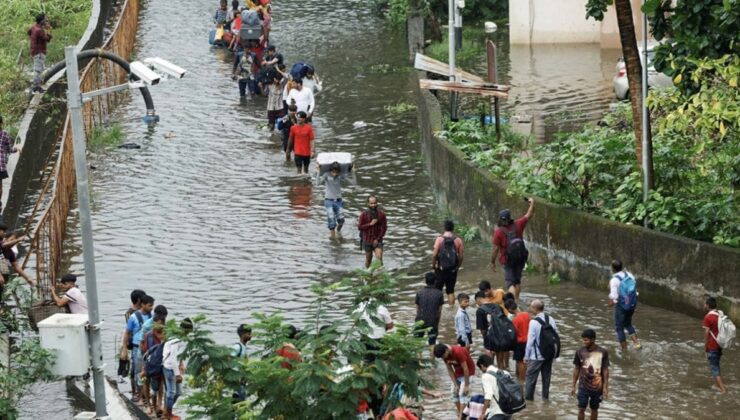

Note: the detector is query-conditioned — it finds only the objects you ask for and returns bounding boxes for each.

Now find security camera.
[129,61,160,85]
[144,57,187,79]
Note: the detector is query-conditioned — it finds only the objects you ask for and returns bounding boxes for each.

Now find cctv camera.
[129,61,160,85]
[144,57,187,79]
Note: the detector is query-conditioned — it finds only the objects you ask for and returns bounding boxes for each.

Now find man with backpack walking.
[524,299,560,401]
[572,329,609,420]
[608,259,642,351]
[432,220,464,306]
[477,354,525,419]
[120,294,155,402]
[703,297,731,393]
[491,199,534,300]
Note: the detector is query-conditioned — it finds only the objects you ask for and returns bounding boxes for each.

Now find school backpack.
[437,235,459,271]
[616,272,638,311]
[290,62,314,80]
[504,226,528,267]
[487,369,526,415]
[482,304,516,352]
[241,9,261,26]
[710,310,737,349]
[535,314,560,360]
[143,342,165,377]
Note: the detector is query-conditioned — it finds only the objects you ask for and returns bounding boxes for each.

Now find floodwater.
[19,0,738,418]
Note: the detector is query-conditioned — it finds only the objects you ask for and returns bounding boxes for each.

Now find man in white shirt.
[285,78,315,120]
[51,273,88,314]
[524,299,559,401]
[477,354,512,420]
[607,259,642,351]
[163,318,193,420]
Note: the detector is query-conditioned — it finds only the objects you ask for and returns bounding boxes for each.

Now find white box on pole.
[38,313,90,376]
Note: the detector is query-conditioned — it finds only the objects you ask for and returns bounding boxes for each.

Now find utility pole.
[641,1,651,226]
[454,1,463,51]
[485,21,500,138]
[448,0,458,120]
[64,45,108,418]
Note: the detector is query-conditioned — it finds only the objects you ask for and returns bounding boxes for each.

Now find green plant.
[0,0,92,133]
[89,123,123,150]
[384,102,417,115]
[455,224,480,242]
[548,272,561,285]
[180,265,429,419]
[0,278,55,418]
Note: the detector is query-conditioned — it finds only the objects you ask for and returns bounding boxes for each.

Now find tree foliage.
[178,266,429,419]
[0,278,55,419]
[643,0,740,92]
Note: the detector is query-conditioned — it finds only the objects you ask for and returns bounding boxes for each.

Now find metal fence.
[22,0,141,300]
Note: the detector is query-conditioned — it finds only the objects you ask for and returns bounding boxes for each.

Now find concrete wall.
[509,0,646,47]
[2,0,115,228]
[414,71,740,323]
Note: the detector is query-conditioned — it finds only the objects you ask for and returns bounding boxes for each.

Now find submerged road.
[20,0,738,418]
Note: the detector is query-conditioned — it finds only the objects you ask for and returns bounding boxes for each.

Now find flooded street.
[18,0,738,418]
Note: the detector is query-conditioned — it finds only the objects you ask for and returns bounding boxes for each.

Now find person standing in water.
[358,195,387,267]
[318,162,348,239]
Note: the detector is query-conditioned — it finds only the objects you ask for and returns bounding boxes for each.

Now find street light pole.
[641,0,650,226]
[448,0,458,120]
[64,45,107,418]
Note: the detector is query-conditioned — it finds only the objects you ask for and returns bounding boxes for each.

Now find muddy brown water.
[19,0,738,418]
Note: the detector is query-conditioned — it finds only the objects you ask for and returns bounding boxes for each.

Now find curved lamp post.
[57,45,185,418]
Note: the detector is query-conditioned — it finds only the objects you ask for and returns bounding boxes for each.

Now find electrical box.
[38,313,90,376]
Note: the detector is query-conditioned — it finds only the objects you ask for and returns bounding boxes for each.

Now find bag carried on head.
[504,227,528,267]
[710,310,737,349]
[535,314,561,360]
[482,304,516,352]
[437,235,459,271]
[488,369,526,415]
[290,62,314,80]
[143,342,165,377]
[616,272,638,311]
[241,9,261,26]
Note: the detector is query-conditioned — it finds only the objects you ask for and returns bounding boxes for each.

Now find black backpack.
[487,369,526,415]
[482,304,516,352]
[504,226,528,267]
[143,342,165,377]
[535,314,561,360]
[437,235,458,271]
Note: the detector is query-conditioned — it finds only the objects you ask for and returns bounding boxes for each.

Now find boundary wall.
[414,72,740,323]
[17,0,143,300]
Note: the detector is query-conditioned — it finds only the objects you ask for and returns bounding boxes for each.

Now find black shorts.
[267,109,284,125]
[363,239,383,252]
[513,342,526,361]
[415,324,438,345]
[504,264,525,289]
[0,170,8,180]
[434,268,458,295]
[295,155,310,170]
[577,388,603,410]
[456,333,473,347]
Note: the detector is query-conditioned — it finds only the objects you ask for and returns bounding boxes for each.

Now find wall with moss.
[414,71,740,323]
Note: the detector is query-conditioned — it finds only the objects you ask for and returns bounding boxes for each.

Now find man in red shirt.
[287,111,314,174]
[702,297,726,393]
[357,195,387,268]
[491,198,534,300]
[506,298,530,381]
[434,343,474,416]
[28,14,52,93]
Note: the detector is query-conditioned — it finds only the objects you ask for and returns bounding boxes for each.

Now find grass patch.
[455,224,480,242]
[0,0,92,136]
[89,123,123,150]
[425,26,488,69]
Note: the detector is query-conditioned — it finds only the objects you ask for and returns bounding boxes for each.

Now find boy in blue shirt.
[120,294,154,401]
[455,293,473,349]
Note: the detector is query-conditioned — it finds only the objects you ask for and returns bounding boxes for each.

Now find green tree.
[642,0,740,93]
[0,278,55,419]
[178,266,429,419]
